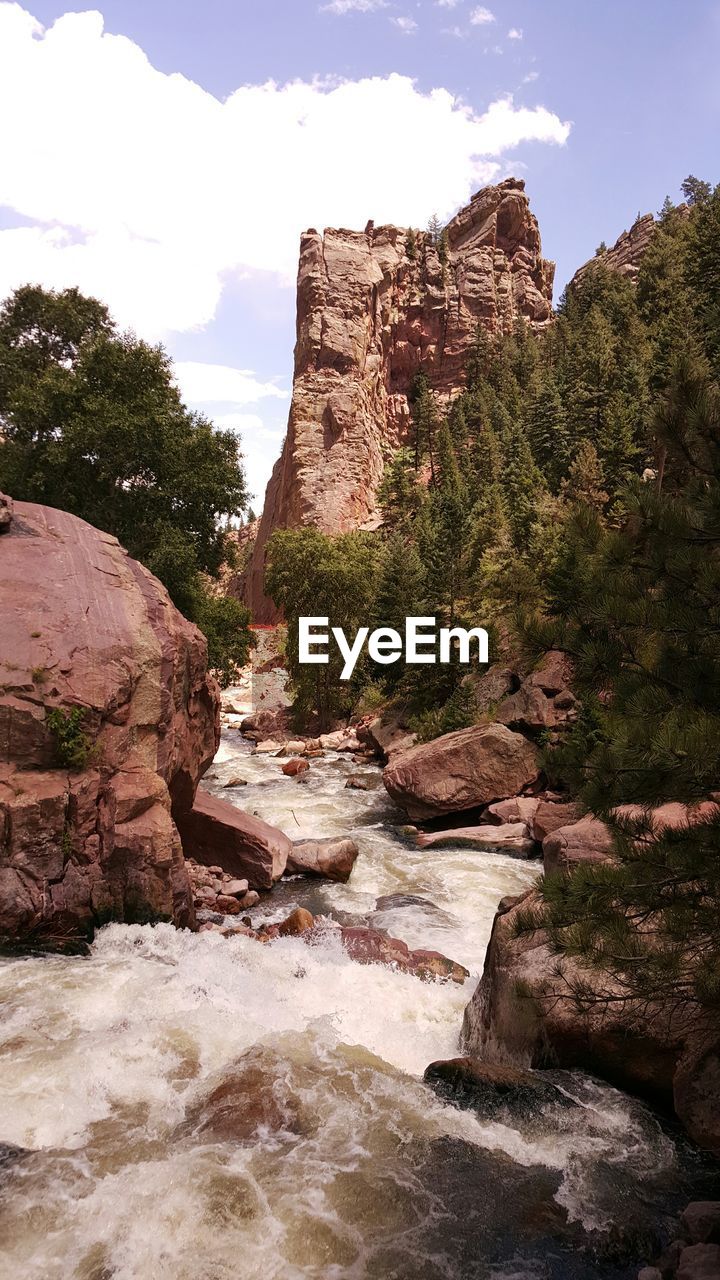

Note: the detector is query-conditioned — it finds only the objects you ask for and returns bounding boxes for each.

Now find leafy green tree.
[265,527,380,729]
[0,285,251,678]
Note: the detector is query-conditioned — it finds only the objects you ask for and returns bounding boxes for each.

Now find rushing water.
[0,733,717,1280]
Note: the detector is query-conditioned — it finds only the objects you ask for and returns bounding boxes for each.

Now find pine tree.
[523,357,720,1017]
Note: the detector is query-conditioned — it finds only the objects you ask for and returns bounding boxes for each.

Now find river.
[0,731,716,1279]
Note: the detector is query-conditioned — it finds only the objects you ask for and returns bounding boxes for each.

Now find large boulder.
[542,816,614,874]
[383,723,539,821]
[461,890,720,1153]
[286,836,359,882]
[175,790,290,890]
[0,501,220,945]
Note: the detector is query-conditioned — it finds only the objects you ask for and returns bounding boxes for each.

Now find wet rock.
[416,823,535,856]
[383,723,539,822]
[222,776,248,788]
[282,757,309,777]
[462,888,720,1152]
[254,739,282,754]
[424,1057,565,1118]
[345,772,380,791]
[0,1141,27,1170]
[542,816,614,874]
[181,1047,308,1141]
[341,926,468,984]
[278,907,315,936]
[215,894,242,915]
[286,837,359,883]
[282,740,307,756]
[238,890,260,909]
[176,791,290,890]
[682,1203,720,1245]
[677,1243,720,1279]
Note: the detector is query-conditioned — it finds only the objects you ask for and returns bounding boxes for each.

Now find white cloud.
[470,6,496,24]
[523,70,539,84]
[392,15,417,33]
[436,0,460,6]
[508,27,523,39]
[442,25,465,37]
[172,362,288,406]
[321,0,386,12]
[0,5,570,340]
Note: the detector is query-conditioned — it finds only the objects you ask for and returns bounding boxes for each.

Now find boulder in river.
[383,723,539,821]
[341,925,468,984]
[0,500,220,945]
[416,823,535,857]
[286,837,359,882]
[176,790,290,889]
[181,1046,310,1142]
[424,1056,566,1118]
[461,888,720,1154]
[282,757,309,777]
[278,907,315,936]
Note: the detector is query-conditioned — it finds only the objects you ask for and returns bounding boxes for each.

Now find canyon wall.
[240,178,555,621]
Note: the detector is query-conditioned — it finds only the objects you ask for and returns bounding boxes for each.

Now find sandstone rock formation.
[461,890,720,1153]
[383,722,539,821]
[0,501,220,945]
[239,178,555,620]
[176,790,290,890]
[569,211,657,291]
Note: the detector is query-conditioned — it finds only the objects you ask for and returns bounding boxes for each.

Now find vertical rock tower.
[243,178,555,621]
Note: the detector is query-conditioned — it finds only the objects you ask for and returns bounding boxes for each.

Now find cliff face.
[0,500,220,945]
[569,211,656,290]
[242,178,555,621]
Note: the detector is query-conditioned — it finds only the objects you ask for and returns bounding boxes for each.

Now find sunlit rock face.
[239,178,555,621]
[0,501,220,944]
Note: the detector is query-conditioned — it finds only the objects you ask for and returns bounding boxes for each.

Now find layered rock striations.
[241,178,555,620]
[569,210,656,291]
[0,500,220,945]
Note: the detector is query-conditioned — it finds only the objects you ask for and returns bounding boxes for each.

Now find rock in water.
[383,723,539,821]
[423,1057,565,1118]
[237,178,555,621]
[286,837,359,882]
[0,501,220,945]
[175,791,290,890]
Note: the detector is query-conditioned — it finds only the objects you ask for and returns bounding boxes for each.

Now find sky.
[0,1,718,510]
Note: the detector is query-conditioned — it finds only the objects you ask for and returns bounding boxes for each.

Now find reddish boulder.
[383,723,539,821]
[278,907,315,937]
[542,816,614,874]
[341,925,468,984]
[176,790,290,890]
[487,797,539,826]
[524,651,573,696]
[181,1046,309,1142]
[282,757,309,777]
[416,823,535,856]
[532,800,580,842]
[0,501,220,944]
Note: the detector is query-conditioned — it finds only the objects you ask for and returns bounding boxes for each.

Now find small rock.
[223,776,248,788]
[278,907,315,937]
[216,894,242,915]
[224,878,250,898]
[345,773,371,790]
[254,739,282,754]
[238,890,260,909]
[283,740,307,755]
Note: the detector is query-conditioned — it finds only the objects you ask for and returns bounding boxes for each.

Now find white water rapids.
[0,734,713,1279]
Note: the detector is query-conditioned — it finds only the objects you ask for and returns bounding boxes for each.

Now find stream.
[0,731,717,1280]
